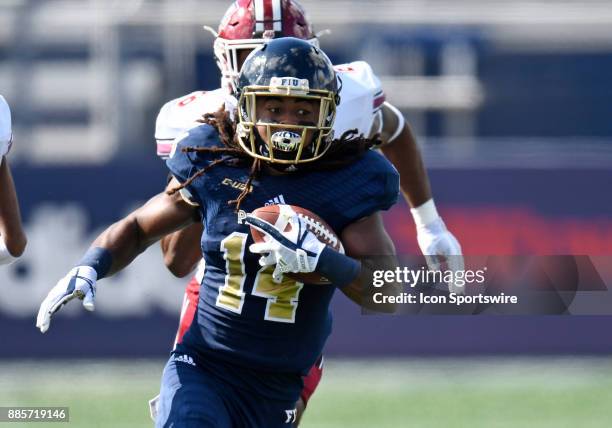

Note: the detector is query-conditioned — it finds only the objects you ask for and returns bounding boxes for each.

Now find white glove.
[0,95,13,158]
[412,200,464,294]
[36,266,98,333]
[245,209,326,282]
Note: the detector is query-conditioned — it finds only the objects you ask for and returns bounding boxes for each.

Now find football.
[248,204,344,284]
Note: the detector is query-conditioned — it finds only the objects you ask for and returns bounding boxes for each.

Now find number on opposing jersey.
[216,233,302,323]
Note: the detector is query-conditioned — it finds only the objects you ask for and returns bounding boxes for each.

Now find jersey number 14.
[216,232,304,323]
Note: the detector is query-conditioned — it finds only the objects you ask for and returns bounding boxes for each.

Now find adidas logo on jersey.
[173,354,196,367]
[265,195,286,206]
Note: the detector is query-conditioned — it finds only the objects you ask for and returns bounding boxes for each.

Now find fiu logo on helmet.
[269,77,309,95]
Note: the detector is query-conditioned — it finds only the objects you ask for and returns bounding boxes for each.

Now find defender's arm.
[0,95,26,263]
[160,222,204,278]
[378,102,432,208]
[377,102,464,292]
[0,158,27,261]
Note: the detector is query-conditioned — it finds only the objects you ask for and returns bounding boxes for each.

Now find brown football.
[248,204,343,284]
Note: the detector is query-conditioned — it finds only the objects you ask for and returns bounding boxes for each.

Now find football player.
[157,0,461,282]
[37,37,400,427]
[0,95,27,266]
[155,0,463,423]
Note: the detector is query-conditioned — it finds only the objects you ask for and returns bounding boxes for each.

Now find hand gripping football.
[249,204,343,284]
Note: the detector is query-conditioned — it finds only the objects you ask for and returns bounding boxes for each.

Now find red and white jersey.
[155,88,237,158]
[155,61,385,158]
[333,61,385,140]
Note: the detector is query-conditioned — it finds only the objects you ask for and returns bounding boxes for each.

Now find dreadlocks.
[167,106,378,211]
[166,108,259,210]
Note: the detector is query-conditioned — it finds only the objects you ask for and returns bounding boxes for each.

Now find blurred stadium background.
[1,0,612,426]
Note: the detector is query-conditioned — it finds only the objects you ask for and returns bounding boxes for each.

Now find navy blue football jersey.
[166,124,398,381]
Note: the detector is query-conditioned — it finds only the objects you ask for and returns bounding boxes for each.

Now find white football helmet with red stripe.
[208,0,319,92]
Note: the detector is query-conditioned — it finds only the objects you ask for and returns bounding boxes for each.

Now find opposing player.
[0,95,27,266]
[38,38,400,427]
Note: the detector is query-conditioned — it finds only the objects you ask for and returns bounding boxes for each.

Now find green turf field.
[1,357,611,427]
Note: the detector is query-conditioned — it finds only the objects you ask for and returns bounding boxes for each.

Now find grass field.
[1,357,611,427]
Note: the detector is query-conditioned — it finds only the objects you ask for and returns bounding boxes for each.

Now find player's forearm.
[379,124,432,208]
[333,213,400,312]
[89,192,197,277]
[160,222,204,277]
[340,256,401,313]
[89,217,152,276]
[0,158,26,256]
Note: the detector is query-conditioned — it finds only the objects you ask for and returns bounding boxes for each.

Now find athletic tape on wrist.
[410,199,440,228]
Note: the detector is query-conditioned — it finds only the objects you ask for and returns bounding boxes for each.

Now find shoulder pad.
[333,61,385,139]
[333,150,400,229]
[155,89,237,158]
[166,124,223,185]
[360,150,399,212]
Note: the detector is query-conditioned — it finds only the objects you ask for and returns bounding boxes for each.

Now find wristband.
[316,246,360,289]
[78,247,113,279]
[410,199,440,228]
